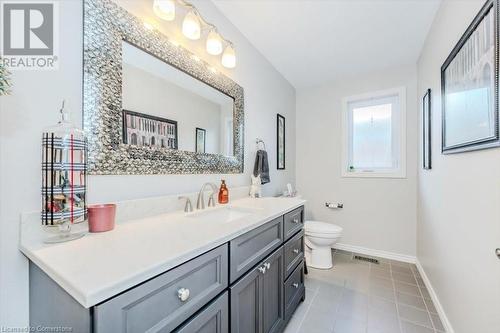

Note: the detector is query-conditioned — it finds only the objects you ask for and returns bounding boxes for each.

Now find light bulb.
[221,45,236,68]
[182,10,201,40]
[206,30,223,55]
[153,0,175,21]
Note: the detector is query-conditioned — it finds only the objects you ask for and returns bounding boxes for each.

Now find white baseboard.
[416,260,454,333]
[333,243,417,264]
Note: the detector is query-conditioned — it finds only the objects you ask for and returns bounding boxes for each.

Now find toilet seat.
[305,221,342,235]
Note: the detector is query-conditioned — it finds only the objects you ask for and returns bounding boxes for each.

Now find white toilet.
[304,221,343,269]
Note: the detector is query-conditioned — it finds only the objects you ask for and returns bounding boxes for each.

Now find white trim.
[416,259,454,333]
[333,243,416,263]
[341,86,407,179]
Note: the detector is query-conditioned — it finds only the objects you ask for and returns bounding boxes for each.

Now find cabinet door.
[174,292,228,333]
[261,248,284,333]
[230,267,262,333]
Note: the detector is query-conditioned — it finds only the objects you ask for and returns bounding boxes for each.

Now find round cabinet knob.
[177,288,190,302]
[293,248,299,254]
[292,283,299,289]
[292,218,299,224]
[496,248,500,259]
[258,266,266,274]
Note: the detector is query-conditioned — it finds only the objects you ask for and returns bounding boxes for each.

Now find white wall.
[417,0,500,332]
[123,63,222,153]
[296,65,418,257]
[0,0,296,326]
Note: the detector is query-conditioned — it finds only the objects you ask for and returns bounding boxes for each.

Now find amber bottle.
[218,180,229,204]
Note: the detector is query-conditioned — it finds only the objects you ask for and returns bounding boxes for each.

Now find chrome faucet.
[196,183,218,210]
[178,196,193,213]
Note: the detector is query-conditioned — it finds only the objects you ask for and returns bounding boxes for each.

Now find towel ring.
[256,138,266,150]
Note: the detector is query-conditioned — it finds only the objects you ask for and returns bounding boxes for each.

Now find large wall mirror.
[83,0,244,174]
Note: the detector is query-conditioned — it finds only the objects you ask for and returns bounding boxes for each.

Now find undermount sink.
[186,206,257,223]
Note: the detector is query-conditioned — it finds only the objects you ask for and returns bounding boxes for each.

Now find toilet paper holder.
[325,202,343,209]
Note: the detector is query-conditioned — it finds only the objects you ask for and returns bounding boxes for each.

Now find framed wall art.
[441,0,500,154]
[423,89,432,169]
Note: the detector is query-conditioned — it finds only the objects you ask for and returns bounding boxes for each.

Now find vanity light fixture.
[153,0,175,21]
[182,10,201,40]
[221,44,236,69]
[152,0,236,68]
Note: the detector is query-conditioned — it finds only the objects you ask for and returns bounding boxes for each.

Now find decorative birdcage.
[41,101,87,243]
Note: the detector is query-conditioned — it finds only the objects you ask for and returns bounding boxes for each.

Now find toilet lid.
[305,221,343,234]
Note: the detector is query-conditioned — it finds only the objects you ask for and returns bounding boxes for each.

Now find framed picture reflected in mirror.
[196,127,206,153]
[277,114,285,170]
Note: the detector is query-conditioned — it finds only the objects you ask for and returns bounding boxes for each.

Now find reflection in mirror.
[121,41,235,156]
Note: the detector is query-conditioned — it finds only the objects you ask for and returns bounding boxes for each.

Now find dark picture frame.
[277,114,285,170]
[122,110,178,149]
[441,0,500,154]
[195,127,206,153]
[423,89,432,169]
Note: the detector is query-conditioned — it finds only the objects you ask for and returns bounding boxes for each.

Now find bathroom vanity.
[21,197,306,333]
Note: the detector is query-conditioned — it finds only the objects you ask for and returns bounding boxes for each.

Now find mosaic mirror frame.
[83,0,244,174]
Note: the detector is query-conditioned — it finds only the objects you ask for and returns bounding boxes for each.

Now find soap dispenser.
[218,180,229,204]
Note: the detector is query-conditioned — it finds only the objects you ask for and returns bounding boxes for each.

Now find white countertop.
[19,196,306,308]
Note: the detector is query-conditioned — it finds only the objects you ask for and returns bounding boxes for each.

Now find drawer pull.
[292,218,300,224]
[264,262,271,269]
[292,283,299,289]
[177,288,190,302]
[293,248,299,254]
[258,266,266,274]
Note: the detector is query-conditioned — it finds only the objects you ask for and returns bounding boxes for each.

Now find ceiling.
[212,0,441,88]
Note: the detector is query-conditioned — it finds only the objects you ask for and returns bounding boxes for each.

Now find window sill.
[341,170,406,179]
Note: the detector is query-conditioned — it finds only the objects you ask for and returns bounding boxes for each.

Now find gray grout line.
[411,264,437,332]
[391,264,406,333]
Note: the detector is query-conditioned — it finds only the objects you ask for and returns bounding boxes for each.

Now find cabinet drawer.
[284,261,305,321]
[284,230,304,279]
[283,206,304,241]
[94,244,228,333]
[174,291,228,333]
[229,217,283,283]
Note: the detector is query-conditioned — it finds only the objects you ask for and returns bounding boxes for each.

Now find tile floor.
[284,250,445,333]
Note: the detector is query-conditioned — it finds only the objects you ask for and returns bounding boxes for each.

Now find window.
[342,87,406,178]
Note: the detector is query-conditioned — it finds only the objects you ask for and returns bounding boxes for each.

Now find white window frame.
[341,87,406,178]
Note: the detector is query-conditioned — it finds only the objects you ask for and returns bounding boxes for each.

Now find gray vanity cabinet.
[28,206,305,333]
[230,247,284,333]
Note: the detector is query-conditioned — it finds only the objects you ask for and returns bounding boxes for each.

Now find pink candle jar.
[88,204,116,232]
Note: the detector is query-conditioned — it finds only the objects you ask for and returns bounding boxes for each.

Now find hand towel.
[253,150,270,184]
